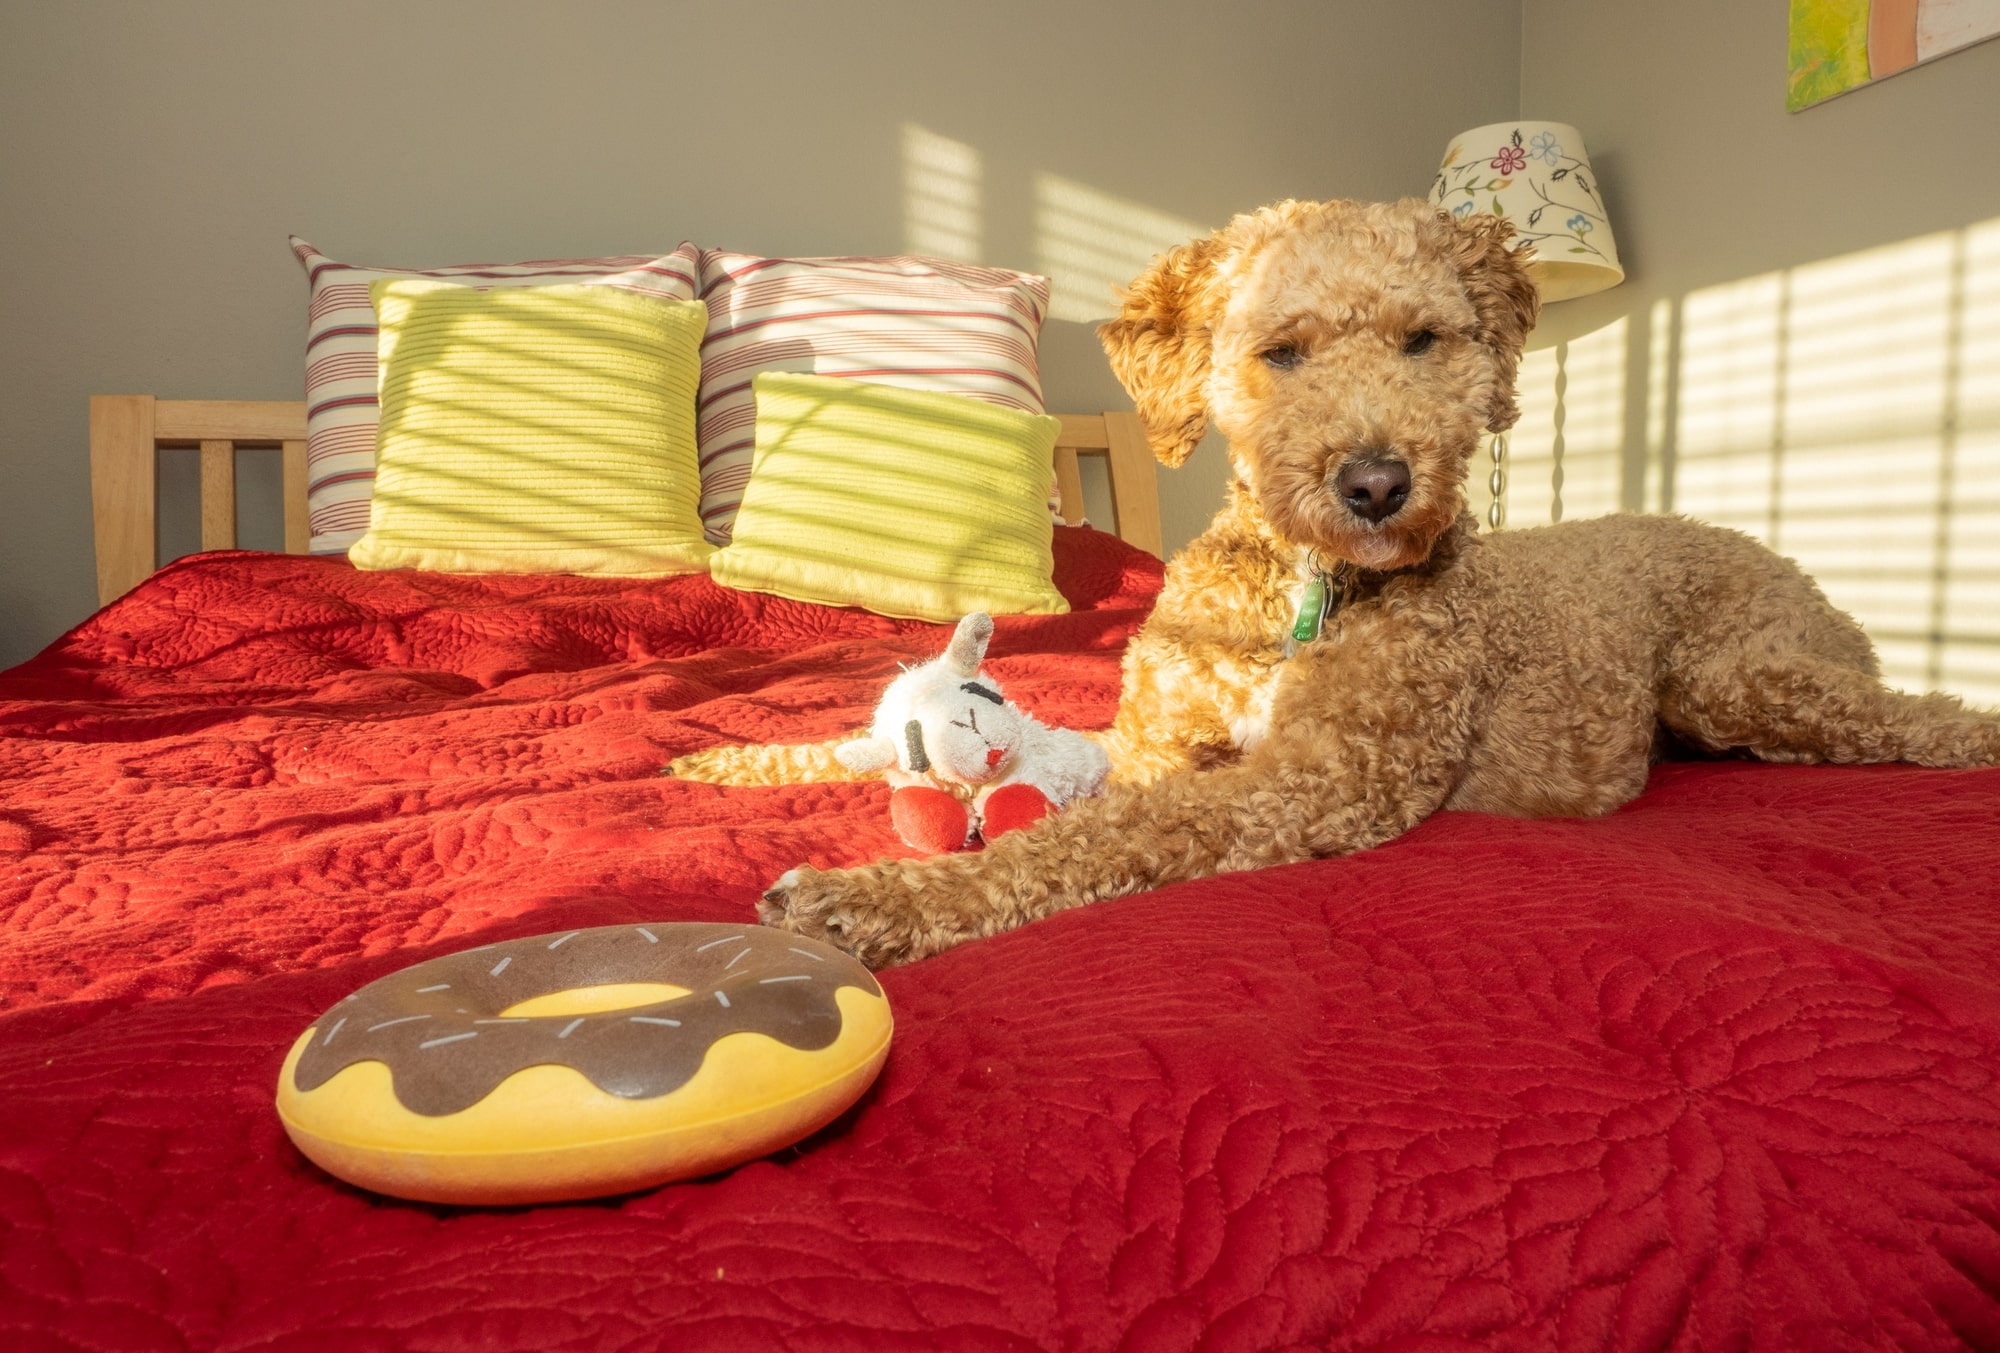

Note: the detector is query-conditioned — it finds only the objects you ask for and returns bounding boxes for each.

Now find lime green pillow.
[708,373,1068,621]
[348,279,713,575]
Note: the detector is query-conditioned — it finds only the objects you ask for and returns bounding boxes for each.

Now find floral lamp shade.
[1427,121,1623,303]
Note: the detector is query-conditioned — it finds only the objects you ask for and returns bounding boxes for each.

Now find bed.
[6,392,2000,1352]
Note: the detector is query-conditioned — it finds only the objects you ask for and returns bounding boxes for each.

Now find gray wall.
[0,0,1519,669]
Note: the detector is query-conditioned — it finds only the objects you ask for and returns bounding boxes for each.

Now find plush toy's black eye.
[1402,330,1437,356]
[960,682,1004,705]
[1261,345,1302,370]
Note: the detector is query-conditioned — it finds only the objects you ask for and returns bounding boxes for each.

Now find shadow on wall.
[1501,216,2000,708]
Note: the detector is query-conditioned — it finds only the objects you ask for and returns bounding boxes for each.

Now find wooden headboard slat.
[199,441,236,551]
[1054,414,1114,449]
[155,400,310,444]
[89,395,158,608]
[1101,414,1164,559]
[89,397,1163,605]
[1052,447,1088,533]
[281,440,310,555]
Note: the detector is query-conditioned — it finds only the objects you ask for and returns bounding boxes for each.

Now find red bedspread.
[5,526,2000,1351]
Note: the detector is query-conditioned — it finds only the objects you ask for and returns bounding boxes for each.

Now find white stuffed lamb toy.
[834,613,1110,853]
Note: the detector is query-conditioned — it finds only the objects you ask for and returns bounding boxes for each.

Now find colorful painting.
[1790,0,2000,110]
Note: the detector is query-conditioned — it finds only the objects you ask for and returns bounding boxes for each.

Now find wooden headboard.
[88,397,1163,606]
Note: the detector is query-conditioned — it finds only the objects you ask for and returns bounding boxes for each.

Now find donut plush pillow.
[275,923,892,1205]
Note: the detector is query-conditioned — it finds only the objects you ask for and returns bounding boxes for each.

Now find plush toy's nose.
[986,747,1006,768]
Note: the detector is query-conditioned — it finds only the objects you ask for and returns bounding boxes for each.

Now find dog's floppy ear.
[1099,234,1223,467]
[1446,211,1542,433]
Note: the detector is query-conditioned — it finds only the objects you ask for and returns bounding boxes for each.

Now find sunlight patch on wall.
[1556,319,1626,521]
[1504,346,1560,527]
[902,125,982,263]
[1672,221,2000,704]
[1643,298,1676,513]
[1945,217,2000,702]
[1776,231,1956,687]
[1675,272,1786,541]
[1501,319,1625,527]
[1034,175,1204,322]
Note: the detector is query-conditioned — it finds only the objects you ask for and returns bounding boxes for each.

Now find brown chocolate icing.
[292,923,884,1116]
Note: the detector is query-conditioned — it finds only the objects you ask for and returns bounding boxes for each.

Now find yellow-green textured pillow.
[708,372,1068,621]
[348,279,713,575]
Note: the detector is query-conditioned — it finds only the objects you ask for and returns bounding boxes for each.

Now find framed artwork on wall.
[1789,0,2000,110]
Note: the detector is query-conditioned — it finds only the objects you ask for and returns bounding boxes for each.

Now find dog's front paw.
[760,863,942,968]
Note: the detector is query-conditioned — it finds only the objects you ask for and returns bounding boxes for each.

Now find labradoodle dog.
[674,197,2000,967]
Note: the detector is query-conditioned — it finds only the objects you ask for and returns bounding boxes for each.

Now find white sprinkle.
[474,1018,528,1024]
[366,1015,431,1032]
[787,947,826,962]
[636,927,658,943]
[725,947,750,969]
[321,1017,348,1046]
[419,1032,478,1050]
[557,1018,585,1039]
[696,934,746,952]
[490,956,512,976]
[416,984,450,993]
[630,1016,682,1027]
[547,931,581,950]
[714,991,732,1008]
[759,975,811,984]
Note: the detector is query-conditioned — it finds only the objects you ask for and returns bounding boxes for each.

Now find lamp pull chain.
[1487,433,1508,529]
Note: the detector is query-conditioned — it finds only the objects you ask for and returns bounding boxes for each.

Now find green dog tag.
[1290,573,1330,644]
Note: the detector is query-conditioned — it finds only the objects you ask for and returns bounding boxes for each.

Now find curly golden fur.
[677,198,2000,967]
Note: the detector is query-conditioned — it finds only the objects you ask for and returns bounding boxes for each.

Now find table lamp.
[1427,120,1623,302]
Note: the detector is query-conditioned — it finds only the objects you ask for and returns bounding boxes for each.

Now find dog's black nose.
[1336,456,1411,523]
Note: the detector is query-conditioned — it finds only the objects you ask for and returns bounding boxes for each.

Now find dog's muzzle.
[1334,454,1411,524]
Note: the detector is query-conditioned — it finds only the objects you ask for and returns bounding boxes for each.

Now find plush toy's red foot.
[889,785,970,854]
[979,783,1052,839]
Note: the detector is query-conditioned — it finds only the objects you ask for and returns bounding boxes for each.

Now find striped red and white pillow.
[695,251,1052,544]
[292,238,704,555]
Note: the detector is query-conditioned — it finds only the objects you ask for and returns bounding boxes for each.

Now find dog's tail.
[664,738,860,786]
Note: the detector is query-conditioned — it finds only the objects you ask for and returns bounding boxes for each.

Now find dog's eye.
[1261,345,1302,370]
[1402,330,1438,356]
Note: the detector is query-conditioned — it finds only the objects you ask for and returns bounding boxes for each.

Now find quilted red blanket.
[5,526,2000,1351]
